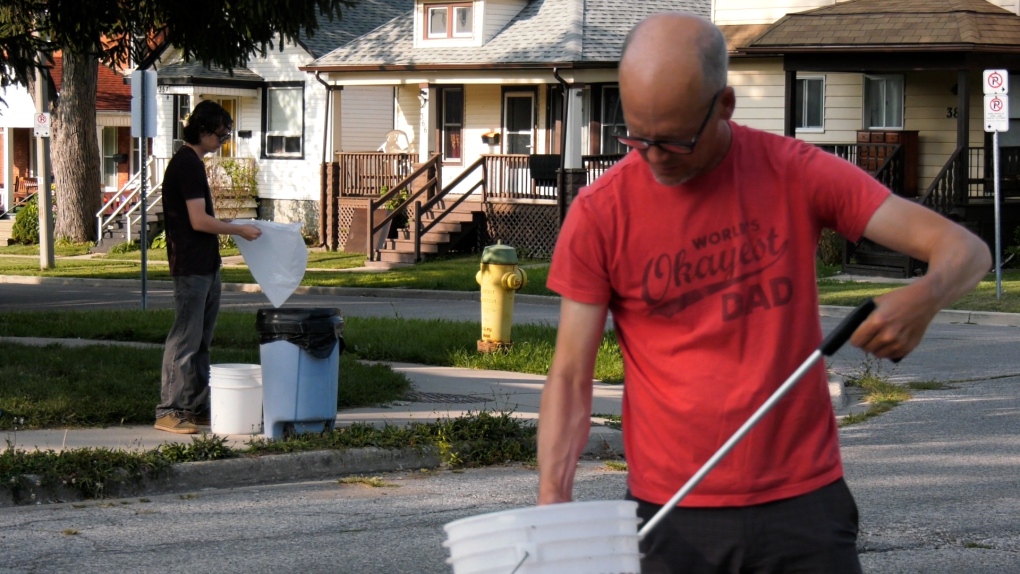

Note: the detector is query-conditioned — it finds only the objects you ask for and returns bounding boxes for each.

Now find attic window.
[426,3,473,39]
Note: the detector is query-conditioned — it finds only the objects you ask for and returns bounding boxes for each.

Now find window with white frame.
[101,127,119,189]
[864,75,904,129]
[600,85,627,154]
[439,87,463,162]
[425,3,473,39]
[264,86,303,158]
[795,77,824,131]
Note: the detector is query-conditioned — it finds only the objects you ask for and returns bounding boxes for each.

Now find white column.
[563,86,585,169]
[2,127,13,211]
[418,84,435,163]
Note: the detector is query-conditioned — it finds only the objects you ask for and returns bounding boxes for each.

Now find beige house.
[305,0,1020,274]
[719,0,1020,276]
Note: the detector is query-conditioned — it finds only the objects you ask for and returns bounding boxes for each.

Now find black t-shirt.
[162,146,221,276]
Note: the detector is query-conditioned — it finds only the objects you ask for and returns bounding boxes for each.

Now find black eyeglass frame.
[613,89,723,155]
[215,129,233,144]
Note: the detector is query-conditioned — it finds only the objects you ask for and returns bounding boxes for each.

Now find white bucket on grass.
[209,364,263,435]
[443,500,641,574]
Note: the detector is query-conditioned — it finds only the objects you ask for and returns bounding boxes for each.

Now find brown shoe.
[155,413,199,434]
[188,412,211,427]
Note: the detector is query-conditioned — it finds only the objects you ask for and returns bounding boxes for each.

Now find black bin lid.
[256,308,342,334]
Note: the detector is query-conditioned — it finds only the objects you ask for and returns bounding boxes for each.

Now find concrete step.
[363,259,413,270]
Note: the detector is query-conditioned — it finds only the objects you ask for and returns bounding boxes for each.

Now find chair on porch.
[13,176,39,208]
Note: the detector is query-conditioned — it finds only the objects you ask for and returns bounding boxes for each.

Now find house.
[0,54,133,218]
[302,0,711,260]
[305,0,1020,275]
[719,0,1020,276]
[147,0,409,238]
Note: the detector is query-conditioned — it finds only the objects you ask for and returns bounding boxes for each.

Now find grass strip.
[0,342,409,431]
[1,411,536,503]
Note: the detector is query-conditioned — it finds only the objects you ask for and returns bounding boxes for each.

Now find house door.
[210,98,238,158]
[503,92,534,154]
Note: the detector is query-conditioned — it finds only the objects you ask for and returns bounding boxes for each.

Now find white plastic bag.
[232,219,308,307]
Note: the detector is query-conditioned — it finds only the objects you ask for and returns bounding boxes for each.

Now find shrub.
[11,196,40,245]
[817,229,843,267]
[109,241,140,254]
[149,231,167,249]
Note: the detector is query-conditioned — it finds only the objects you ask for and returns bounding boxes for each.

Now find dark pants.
[156,272,221,418]
[630,479,862,574]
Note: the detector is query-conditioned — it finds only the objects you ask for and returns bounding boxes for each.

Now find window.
[864,75,904,129]
[101,127,119,189]
[264,86,303,158]
[795,77,824,131]
[439,87,463,162]
[172,94,191,141]
[425,3,473,39]
[601,86,627,154]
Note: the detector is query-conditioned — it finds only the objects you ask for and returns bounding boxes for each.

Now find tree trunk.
[52,50,102,243]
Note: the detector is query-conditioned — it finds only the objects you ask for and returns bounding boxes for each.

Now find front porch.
[319,152,622,262]
[319,141,1020,274]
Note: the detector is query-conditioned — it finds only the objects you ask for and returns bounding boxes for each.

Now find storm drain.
[403,391,492,404]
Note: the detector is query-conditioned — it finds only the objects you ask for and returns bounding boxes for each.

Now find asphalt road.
[1,280,1018,572]
[1,371,1017,574]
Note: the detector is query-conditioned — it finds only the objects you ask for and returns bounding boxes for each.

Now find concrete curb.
[1,447,441,508]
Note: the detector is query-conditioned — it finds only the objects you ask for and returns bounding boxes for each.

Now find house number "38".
[946,107,959,118]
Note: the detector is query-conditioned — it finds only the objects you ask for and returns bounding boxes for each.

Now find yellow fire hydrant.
[476,242,527,353]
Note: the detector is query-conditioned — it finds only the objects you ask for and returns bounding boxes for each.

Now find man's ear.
[718,86,736,121]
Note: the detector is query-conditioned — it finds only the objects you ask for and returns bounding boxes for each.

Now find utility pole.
[35,52,55,269]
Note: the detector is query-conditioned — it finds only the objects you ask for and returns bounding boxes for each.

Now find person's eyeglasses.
[216,130,232,144]
[614,89,722,155]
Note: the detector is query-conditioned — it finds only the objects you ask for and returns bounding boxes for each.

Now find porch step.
[373,202,483,264]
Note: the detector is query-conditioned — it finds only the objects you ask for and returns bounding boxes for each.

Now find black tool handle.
[820,299,875,356]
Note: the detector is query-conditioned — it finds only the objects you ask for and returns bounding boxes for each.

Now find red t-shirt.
[547,122,889,507]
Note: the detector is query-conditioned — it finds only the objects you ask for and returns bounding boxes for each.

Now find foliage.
[108,241,140,254]
[817,229,843,267]
[0,411,536,503]
[382,186,410,229]
[10,196,39,245]
[149,231,167,250]
[0,0,358,89]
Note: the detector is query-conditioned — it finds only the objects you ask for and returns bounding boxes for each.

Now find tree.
[0,0,355,242]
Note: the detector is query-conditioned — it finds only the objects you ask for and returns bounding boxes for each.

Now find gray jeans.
[156,272,221,418]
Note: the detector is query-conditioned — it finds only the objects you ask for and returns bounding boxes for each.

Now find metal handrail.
[124,183,164,242]
[95,156,167,242]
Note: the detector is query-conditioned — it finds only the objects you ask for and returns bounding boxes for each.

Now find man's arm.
[537,298,609,505]
[849,194,991,359]
[186,198,262,241]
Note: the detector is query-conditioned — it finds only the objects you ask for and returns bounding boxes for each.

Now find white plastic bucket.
[209,364,263,434]
[443,500,641,574]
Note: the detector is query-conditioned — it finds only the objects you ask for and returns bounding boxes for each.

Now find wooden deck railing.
[583,154,625,185]
[969,146,1020,198]
[335,152,414,196]
[919,147,965,217]
[818,143,907,196]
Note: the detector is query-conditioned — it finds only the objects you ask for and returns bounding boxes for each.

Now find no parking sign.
[33,112,50,137]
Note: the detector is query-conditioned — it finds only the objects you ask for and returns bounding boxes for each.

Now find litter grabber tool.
[637,298,877,539]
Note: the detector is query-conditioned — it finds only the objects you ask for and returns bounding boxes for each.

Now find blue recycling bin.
[255,308,344,440]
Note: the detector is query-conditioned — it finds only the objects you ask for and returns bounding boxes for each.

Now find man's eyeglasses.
[216,130,233,144]
[614,89,722,155]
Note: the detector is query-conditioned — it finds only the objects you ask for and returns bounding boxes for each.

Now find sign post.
[131,69,157,310]
[983,69,1009,300]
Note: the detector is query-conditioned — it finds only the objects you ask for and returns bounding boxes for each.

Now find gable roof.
[298,0,411,58]
[305,0,710,71]
[50,53,132,112]
[745,0,1020,53]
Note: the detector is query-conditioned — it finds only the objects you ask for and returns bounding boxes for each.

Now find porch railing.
[367,154,444,262]
[818,143,906,196]
[919,147,965,217]
[968,146,1020,199]
[95,156,168,243]
[583,154,625,185]
[335,152,414,196]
